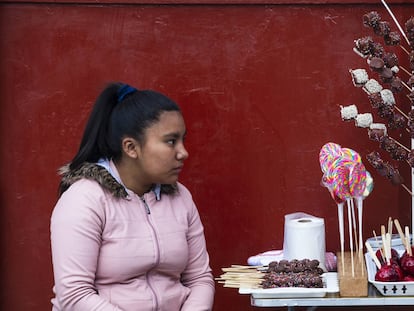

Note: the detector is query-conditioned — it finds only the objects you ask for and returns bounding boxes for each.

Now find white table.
[250,284,414,310]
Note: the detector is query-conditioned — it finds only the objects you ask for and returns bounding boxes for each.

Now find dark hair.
[69,82,181,170]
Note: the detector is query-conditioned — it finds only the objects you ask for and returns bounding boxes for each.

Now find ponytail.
[69,83,120,170]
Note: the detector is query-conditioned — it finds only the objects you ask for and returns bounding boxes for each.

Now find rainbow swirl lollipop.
[341,147,362,163]
[322,155,352,189]
[349,162,367,197]
[331,165,351,202]
[319,142,342,173]
[330,155,355,170]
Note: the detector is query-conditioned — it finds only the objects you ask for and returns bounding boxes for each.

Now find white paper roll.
[283,212,326,271]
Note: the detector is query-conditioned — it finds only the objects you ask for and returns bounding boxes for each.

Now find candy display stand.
[337,252,368,297]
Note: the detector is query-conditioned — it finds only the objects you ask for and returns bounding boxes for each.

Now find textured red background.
[1,1,413,310]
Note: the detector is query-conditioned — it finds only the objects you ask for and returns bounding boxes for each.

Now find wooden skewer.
[373,230,385,262]
[219,274,264,279]
[394,219,407,249]
[221,268,264,274]
[222,283,262,288]
[217,276,263,280]
[405,226,412,256]
[365,241,382,269]
[217,276,263,288]
[386,233,392,263]
[399,65,412,76]
[389,136,410,152]
[400,45,411,56]
[231,265,264,269]
[381,226,390,265]
[381,0,410,46]
[401,184,413,196]
[402,80,413,93]
[217,278,263,283]
[219,274,264,280]
[381,225,386,237]
[388,217,393,235]
[225,285,262,289]
[394,106,409,120]
[406,235,411,255]
[220,277,263,281]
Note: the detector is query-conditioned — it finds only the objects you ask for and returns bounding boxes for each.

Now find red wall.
[1,1,413,310]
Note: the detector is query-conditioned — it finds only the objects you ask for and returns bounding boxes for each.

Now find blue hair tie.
[117,84,137,103]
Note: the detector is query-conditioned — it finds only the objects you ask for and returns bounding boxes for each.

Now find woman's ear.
[121,137,140,159]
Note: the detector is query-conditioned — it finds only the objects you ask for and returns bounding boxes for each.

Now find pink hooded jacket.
[50,160,215,311]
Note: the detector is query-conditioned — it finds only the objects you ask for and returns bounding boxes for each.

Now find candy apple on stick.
[366,236,403,282]
[400,226,414,277]
[375,233,404,282]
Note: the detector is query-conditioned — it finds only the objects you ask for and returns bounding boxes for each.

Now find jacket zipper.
[141,196,151,214]
[140,196,160,310]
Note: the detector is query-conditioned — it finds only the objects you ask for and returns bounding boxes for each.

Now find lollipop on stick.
[319,147,345,270]
[349,162,367,258]
[347,204,355,277]
[342,148,364,253]
[332,164,353,275]
[349,199,359,253]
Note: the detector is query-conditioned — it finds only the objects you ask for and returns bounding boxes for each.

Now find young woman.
[50,82,215,311]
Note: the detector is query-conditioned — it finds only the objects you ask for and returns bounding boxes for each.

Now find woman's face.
[136,110,189,186]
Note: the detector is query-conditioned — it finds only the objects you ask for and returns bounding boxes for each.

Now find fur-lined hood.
[58,162,128,198]
[58,162,177,198]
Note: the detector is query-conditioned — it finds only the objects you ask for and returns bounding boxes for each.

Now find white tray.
[365,253,414,296]
[239,272,339,298]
